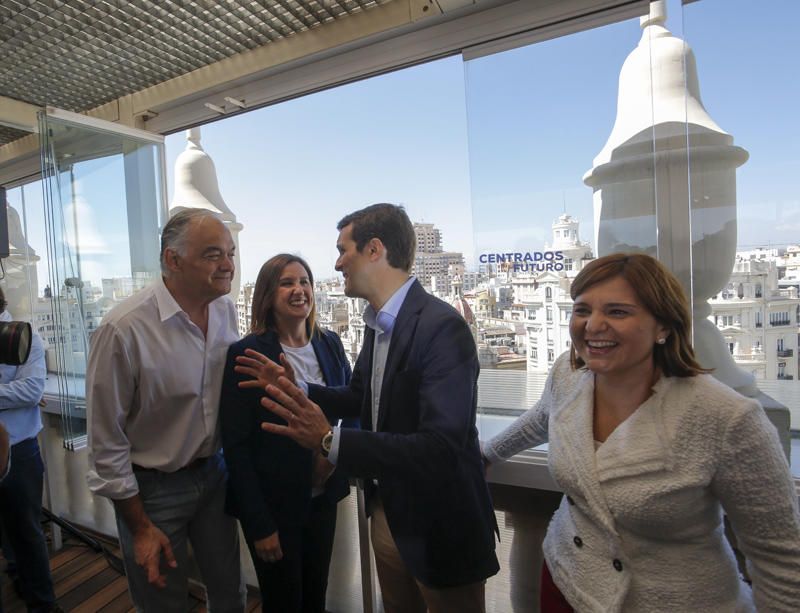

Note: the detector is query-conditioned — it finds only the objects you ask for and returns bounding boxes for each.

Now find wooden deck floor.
[1,534,262,612]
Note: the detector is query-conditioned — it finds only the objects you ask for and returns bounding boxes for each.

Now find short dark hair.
[0,286,6,312]
[250,254,318,338]
[337,203,416,272]
[569,252,709,378]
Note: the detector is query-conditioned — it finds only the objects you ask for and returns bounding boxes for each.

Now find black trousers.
[0,438,55,613]
[249,496,338,613]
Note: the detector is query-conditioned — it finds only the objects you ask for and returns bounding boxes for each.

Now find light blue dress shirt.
[327,276,416,465]
[0,310,46,446]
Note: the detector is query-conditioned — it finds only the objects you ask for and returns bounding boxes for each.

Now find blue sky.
[164,54,473,284]
[161,0,799,285]
[8,0,798,292]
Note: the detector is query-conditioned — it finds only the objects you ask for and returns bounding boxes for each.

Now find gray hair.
[160,208,222,275]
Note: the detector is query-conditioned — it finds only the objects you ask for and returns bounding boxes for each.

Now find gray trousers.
[116,452,246,613]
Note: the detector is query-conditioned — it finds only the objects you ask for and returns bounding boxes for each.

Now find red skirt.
[540,562,574,613]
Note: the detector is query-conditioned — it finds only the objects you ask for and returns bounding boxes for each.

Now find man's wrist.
[320,429,334,458]
[113,494,153,536]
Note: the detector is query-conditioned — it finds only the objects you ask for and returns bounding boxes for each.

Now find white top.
[280,342,324,386]
[281,341,326,497]
[485,352,800,612]
[86,276,239,499]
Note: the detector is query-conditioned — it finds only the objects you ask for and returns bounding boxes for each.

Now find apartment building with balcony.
[709,255,800,380]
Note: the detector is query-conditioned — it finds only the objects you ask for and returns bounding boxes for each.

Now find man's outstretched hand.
[260,377,331,450]
[235,349,296,389]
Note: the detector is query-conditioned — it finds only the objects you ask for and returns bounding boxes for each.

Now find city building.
[236,282,256,337]
[412,222,465,291]
[709,253,800,380]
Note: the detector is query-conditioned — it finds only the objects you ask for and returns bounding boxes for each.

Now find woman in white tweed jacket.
[483,253,800,612]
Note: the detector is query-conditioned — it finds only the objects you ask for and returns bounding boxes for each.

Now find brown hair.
[250,254,318,338]
[569,253,709,377]
[337,203,416,272]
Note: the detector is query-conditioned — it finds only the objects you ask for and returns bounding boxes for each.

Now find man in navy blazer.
[241,203,499,612]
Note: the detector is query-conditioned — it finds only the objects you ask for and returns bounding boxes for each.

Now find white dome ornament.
[584,0,755,397]
[169,127,244,301]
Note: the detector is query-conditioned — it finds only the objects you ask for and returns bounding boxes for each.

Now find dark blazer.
[308,280,499,588]
[220,328,353,549]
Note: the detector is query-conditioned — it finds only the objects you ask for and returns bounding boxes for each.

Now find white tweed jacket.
[484,353,800,612]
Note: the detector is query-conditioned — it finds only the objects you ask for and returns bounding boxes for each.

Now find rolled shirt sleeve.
[86,323,139,499]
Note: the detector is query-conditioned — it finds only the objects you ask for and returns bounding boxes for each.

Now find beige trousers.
[370,500,486,613]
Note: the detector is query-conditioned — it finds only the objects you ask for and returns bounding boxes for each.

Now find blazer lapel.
[360,326,376,430]
[549,372,619,536]
[256,330,280,356]
[311,334,336,387]
[594,377,674,482]
[376,281,424,431]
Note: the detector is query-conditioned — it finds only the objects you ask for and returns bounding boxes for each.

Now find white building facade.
[709,254,800,380]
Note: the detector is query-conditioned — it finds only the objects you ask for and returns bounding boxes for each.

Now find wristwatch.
[320,430,334,458]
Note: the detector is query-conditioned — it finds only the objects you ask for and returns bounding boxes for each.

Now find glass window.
[667,0,799,476]
[34,110,166,447]
[463,0,800,478]
[3,181,50,326]
[463,6,655,448]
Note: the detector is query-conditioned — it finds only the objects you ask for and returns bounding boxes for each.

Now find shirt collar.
[363,276,415,335]
[154,275,185,322]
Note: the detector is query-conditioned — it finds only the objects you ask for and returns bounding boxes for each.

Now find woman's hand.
[235,349,297,389]
[254,532,283,563]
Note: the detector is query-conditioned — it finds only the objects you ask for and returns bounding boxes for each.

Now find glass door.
[38,108,166,449]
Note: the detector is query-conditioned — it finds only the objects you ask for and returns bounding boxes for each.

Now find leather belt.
[132,456,210,473]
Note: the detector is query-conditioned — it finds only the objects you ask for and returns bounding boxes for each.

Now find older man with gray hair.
[87,209,245,612]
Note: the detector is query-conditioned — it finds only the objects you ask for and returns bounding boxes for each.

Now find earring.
[656,337,666,345]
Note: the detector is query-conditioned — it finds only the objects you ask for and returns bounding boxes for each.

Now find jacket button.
[573,536,583,547]
[566,495,575,505]
[613,559,623,572]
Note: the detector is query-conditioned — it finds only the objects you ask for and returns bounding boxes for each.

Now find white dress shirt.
[87,276,239,499]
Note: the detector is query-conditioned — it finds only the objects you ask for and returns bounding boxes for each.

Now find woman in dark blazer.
[220,253,353,613]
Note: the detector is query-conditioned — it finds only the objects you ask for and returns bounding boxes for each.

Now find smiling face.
[272,261,314,328]
[569,275,667,381]
[335,224,372,299]
[168,217,235,302]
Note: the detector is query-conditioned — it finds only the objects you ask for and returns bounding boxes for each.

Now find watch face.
[321,431,333,455]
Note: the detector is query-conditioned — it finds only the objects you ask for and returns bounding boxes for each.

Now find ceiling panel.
[0,0,394,145]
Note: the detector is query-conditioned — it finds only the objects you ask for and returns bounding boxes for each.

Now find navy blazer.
[309,280,499,588]
[220,328,353,547]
